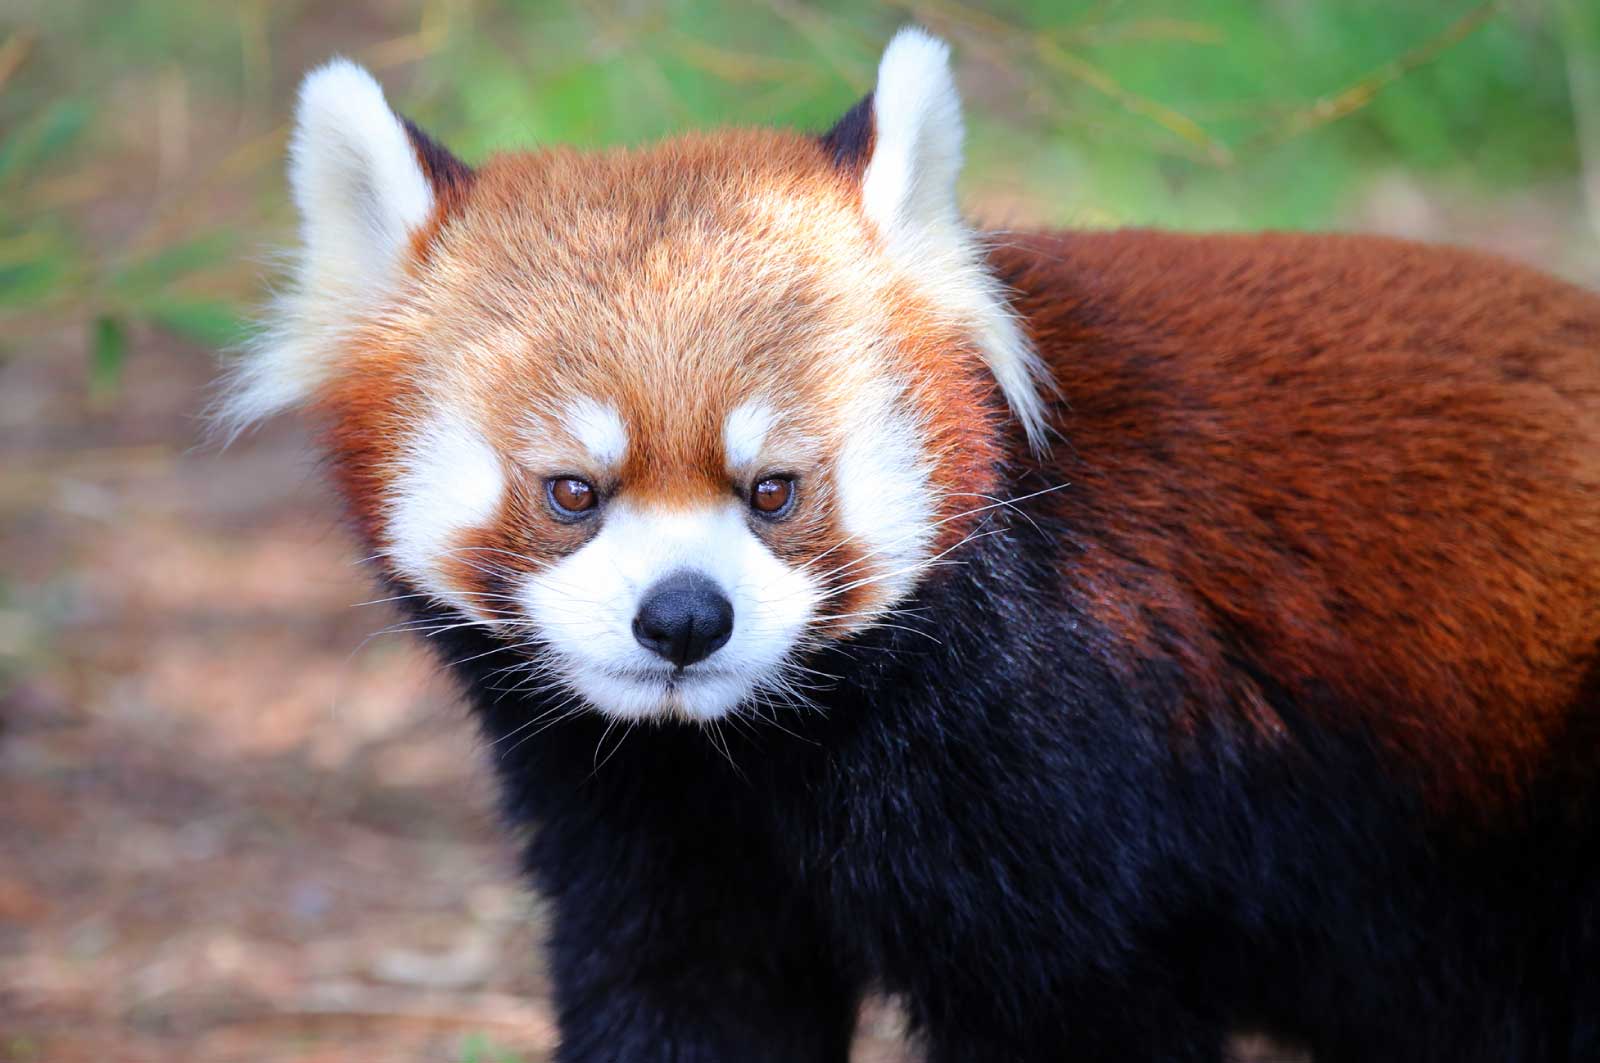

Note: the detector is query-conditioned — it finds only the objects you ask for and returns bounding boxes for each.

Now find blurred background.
[2,1,1597,1060]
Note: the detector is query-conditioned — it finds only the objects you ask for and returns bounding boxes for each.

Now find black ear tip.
[819,93,875,174]
[401,116,473,196]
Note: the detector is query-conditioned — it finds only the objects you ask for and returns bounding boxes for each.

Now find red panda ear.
[400,116,473,200]
[819,93,875,177]
[216,60,457,435]
[286,59,434,304]
[837,27,1054,452]
[859,28,965,240]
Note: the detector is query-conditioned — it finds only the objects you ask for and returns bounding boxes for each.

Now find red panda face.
[324,135,981,720]
[220,32,1049,722]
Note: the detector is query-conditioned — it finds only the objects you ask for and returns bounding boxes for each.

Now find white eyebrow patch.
[723,400,776,468]
[564,397,628,467]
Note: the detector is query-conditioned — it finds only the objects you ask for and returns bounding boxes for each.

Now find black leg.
[916,991,1226,1063]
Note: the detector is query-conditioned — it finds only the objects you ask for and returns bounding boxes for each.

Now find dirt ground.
[0,331,532,1061]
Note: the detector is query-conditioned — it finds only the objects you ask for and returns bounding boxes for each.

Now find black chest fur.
[415,492,1599,1062]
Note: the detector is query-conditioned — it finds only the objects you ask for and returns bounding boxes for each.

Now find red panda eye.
[546,477,597,517]
[750,476,795,518]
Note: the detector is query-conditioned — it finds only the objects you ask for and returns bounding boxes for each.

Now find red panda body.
[997,229,1600,814]
[226,30,1600,1062]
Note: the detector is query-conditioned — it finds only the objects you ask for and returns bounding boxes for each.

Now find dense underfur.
[402,231,1600,1061]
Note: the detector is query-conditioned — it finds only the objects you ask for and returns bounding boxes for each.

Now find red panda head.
[220,29,1050,722]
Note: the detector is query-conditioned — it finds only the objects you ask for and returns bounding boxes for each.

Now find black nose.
[632,571,734,668]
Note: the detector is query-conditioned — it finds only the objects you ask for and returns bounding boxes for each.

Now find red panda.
[221,27,1600,1063]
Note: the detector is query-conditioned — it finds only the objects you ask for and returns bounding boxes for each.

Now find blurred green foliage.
[458,1032,528,1063]
[0,0,1593,394]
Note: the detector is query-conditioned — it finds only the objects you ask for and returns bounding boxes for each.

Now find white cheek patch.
[386,409,506,619]
[563,397,628,468]
[722,399,776,469]
[835,388,937,613]
[520,502,821,721]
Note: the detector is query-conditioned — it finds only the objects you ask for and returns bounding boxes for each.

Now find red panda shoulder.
[993,229,1600,811]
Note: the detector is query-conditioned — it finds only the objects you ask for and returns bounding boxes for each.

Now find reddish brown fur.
[313,335,423,548]
[996,230,1600,809]
[312,127,1002,626]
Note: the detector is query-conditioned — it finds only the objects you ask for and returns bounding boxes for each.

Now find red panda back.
[998,230,1600,809]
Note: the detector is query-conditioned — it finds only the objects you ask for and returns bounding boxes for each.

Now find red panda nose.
[632,570,734,668]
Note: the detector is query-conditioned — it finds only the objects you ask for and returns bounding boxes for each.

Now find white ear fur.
[289,58,434,303]
[216,58,433,435]
[863,28,1052,451]
[862,29,965,239]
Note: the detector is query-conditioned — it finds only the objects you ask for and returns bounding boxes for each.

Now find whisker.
[588,719,636,778]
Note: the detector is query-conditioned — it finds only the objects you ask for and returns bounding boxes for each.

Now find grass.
[0,0,1592,396]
